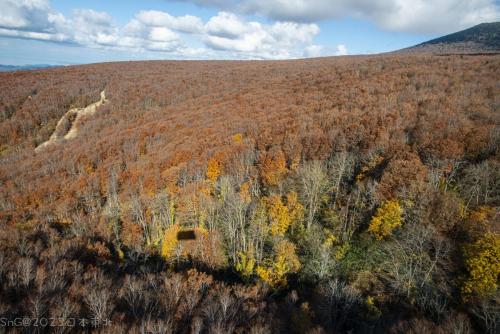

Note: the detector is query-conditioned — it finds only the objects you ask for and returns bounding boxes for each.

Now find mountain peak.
[399,22,500,54]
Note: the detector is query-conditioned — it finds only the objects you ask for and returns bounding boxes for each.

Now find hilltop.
[399,22,500,54]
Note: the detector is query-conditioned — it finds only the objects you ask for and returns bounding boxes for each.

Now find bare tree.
[217,176,250,263]
[85,274,113,326]
[16,257,36,289]
[315,278,362,332]
[129,194,149,245]
[327,151,355,205]
[471,295,500,334]
[15,234,33,257]
[103,169,121,243]
[301,226,336,281]
[149,191,175,245]
[335,183,375,243]
[386,223,450,318]
[218,286,235,322]
[298,161,328,230]
[459,160,499,209]
[140,316,174,334]
[69,211,89,237]
[121,275,145,319]
[52,297,76,334]
[191,316,204,334]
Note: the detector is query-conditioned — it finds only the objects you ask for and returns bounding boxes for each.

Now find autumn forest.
[0,55,499,333]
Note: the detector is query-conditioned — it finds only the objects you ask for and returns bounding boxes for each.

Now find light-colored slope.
[35,91,106,152]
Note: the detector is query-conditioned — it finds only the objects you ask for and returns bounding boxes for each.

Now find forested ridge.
[0,55,498,333]
[400,22,500,54]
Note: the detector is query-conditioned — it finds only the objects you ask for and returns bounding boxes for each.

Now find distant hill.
[398,22,500,54]
[0,64,60,72]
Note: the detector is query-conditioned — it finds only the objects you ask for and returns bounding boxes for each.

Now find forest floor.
[35,90,106,152]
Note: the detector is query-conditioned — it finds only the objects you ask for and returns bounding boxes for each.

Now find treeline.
[0,55,499,333]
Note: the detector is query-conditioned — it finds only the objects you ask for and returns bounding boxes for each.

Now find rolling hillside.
[0,54,499,333]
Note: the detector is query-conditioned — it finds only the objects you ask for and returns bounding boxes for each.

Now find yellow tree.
[236,248,256,280]
[266,195,291,237]
[161,224,180,259]
[256,240,301,287]
[232,133,243,143]
[286,191,304,224]
[462,232,500,298]
[206,156,222,183]
[368,200,403,240]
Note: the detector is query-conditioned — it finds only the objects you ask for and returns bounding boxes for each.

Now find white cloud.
[0,0,73,42]
[121,11,205,52]
[371,0,500,34]
[0,0,52,30]
[0,27,67,42]
[0,1,325,59]
[335,44,348,56]
[119,21,181,51]
[149,27,178,42]
[0,2,189,52]
[70,9,119,47]
[304,44,323,57]
[170,0,500,34]
[203,12,320,59]
[135,10,203,34]
[205,11,249,38]
[270,22,319,46]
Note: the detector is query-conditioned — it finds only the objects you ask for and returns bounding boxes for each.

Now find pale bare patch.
[35,91,107,152]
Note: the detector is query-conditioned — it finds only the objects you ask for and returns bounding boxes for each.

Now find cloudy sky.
[0,0,499,65]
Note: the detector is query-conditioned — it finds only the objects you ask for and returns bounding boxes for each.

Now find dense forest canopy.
[0,54,499,333]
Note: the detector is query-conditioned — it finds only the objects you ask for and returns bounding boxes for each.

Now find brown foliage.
[0,55,498,333]
[0,55,498,225]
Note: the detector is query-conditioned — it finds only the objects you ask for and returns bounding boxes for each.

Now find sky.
[0,0,499,65]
